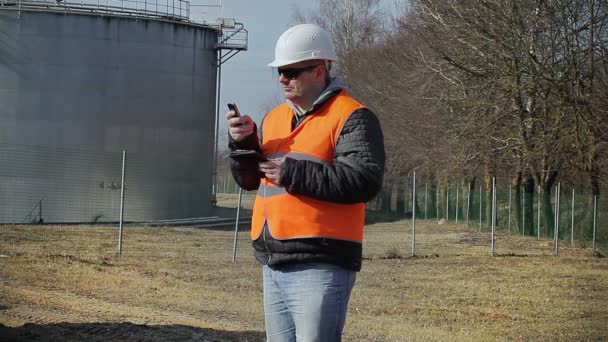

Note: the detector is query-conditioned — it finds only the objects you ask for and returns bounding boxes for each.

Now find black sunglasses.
[277,64,322,79]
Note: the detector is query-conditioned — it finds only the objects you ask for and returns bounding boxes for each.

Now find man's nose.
[278,72,289,84]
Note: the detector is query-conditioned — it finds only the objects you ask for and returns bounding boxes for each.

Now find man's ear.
[316,65,328,82]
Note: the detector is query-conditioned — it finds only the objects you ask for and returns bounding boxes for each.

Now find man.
[227,23,385,341]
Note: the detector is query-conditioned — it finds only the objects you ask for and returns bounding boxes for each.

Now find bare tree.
[410,0,608,235]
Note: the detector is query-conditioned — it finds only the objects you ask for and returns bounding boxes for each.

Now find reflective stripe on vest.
[250,90,366,242]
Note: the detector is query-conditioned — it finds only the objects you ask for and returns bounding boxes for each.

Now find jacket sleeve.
[228,124,264,191]
[278,108,385,204]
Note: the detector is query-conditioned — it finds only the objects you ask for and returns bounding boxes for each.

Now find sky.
[190,1,319,130]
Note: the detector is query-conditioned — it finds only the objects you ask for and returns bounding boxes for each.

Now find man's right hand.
[226,110,255,142]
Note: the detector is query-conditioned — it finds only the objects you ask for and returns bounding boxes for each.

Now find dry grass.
[0,215,607,341]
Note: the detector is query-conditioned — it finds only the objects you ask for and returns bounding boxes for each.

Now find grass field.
[0,205,607,341]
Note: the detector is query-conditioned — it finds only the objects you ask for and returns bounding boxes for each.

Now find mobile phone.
[227,103,241,117]
[229,149,268,162]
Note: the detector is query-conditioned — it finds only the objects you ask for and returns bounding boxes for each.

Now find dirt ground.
[0,214,607,341]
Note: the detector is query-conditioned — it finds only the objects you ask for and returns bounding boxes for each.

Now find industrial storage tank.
[0,0,244,223]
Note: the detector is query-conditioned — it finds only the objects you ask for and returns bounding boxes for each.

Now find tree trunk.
[413,183,421,218]
[512,173,523,234]
[582,153,601,238]
[379,180,392,214]
[439,177,447,220]
[427,180,437,220]
[484,174,493,230]
[396,178,406,217]
[456,179,465,222]
[467,177,477,222]
[523,176,535,236]
[541,184,555,238]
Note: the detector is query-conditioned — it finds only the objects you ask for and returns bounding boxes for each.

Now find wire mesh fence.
[1,143,605,260]
[366,175,607,257]
[0,144,123,223]
[0,143,212,224]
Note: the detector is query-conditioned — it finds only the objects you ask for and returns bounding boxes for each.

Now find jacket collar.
[287,77,344,118]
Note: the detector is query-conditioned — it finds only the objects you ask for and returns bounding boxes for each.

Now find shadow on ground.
[0,322,265,342]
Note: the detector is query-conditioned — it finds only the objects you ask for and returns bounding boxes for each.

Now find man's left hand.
[259,158,285,182]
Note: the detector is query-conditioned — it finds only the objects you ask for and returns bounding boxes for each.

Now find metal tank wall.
[0,10,218,222]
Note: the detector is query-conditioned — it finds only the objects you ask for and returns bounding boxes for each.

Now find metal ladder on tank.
[211,20,248,206]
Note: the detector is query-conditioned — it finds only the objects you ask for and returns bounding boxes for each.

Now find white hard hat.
[268,24,338,68]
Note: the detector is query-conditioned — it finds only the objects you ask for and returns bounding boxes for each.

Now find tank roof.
[0,0,220,29]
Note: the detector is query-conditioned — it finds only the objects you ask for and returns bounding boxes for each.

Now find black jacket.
[229,81,385,271]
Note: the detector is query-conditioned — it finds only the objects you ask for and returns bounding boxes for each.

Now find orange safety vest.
[250,90,366,242]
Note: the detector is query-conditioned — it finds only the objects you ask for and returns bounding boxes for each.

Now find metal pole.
[555,182,560,255]
[211,50,223,206]
[446,187,449,222]
[508,185,512,233]
[456,187,459,224]
[537,185,541,239]
[231,188,243,262]
[554,185,557,237]
[479,185,482,232]
[491,177,496,256]
[424,182,428,220]
[117,150,126,257]
[466,181,471,228]
[592,194,597,253]
[436,184,439,222]
[571,188,575,247]
[411,172,416,256]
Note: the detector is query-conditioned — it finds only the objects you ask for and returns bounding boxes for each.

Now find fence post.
[436,184,440,222]
[555,182,561,255]
[571,188,575,247]
[446,187,449,222]
[491,177,496,256]
[117,150,126,257]
[411,172,416,256]
[537,185,541,239]
[456,187,459,224]
[232,188,243,262]
[466,181,471,228]
[554,185,557,242]
[479,185,482,232]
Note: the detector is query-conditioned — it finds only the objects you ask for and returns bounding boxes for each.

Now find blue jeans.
[262,263,356,342]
